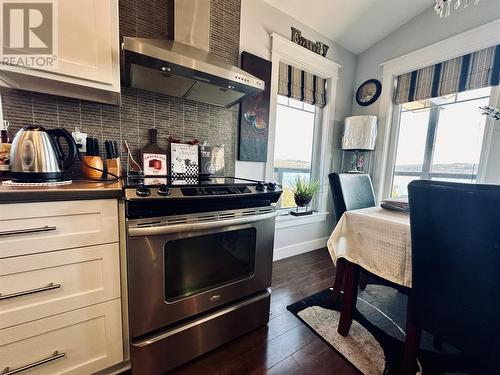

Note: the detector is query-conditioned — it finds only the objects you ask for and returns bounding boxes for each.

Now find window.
[273,96,320,208]
[391,87,491,198]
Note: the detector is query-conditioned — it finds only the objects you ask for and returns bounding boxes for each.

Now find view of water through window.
[391,87,490,198]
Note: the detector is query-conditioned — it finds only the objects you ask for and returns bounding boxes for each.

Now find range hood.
[122,0,264,108]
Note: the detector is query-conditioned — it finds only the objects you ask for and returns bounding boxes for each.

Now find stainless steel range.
[124,177,282,374]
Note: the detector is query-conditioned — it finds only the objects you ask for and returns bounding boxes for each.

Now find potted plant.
[289,176,320,216]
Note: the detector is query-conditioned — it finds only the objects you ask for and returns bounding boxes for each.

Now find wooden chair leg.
[359,272,368,291]
[337,261,359,336]
[402,310,422,375]
[332,258,346,304]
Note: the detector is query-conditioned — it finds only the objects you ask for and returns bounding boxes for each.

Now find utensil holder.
[82,156,104,178]
[107,157,122,178]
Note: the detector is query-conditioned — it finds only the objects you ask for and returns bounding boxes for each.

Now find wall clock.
[355,79,382,106]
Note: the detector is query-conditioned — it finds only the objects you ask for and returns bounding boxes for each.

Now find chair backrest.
[408,180,500,369]
[328,173,376,221]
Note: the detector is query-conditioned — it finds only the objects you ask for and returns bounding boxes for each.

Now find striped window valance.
[278,62,327,108]
[394,44,500,104]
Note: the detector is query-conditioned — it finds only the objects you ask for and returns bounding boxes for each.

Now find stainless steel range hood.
[122,0,264,108]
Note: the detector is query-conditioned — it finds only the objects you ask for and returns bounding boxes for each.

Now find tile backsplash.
[1,0,241,175]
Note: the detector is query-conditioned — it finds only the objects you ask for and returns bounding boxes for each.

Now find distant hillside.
[274,159,311,170]
[395,163,479,175]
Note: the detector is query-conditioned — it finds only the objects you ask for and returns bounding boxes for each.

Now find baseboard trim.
[273,236,328,261]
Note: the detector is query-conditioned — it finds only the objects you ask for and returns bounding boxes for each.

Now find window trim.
[375,19,500,201]
[275,211,328,229]
[268,33,341,213]
[477,86,500,183]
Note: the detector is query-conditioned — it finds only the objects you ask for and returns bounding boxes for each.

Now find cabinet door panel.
[51,0,117,84]
[0,300,123,375]
[0,243,120,329]
[0,0,120,102]
[0,199,118,258]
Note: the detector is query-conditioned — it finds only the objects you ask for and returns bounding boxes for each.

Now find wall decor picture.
[290,27,329,57]
[238,51,272,162]
[170,143,199,185]
[355,79,382,107]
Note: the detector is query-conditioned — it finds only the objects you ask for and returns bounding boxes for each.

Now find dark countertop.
[0,179,123,203]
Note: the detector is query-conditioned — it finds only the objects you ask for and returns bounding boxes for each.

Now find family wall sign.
[290,27,329,57]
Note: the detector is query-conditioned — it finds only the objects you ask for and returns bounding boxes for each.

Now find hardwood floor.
[169,248,359,375]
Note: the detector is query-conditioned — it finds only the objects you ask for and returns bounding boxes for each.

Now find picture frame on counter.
[170,143,199,185]
[142,129,167,185]
[200,144,225,177]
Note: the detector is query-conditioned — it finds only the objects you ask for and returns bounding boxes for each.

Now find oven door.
[126,208,276,338]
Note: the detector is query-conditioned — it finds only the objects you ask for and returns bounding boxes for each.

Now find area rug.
[287,284,471,375]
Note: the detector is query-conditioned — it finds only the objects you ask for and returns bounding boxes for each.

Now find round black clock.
[355,79,382,106]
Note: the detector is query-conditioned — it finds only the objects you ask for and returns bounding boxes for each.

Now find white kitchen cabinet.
[0,198,125,374]
[0,243,120,329]
[0,199,119,258]
[0,0,120,105]
[0,299,123,375]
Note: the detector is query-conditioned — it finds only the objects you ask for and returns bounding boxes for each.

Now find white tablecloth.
[327,207,412,287]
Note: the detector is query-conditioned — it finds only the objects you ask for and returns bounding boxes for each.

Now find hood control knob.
[136,185,150,197]
[157,184,171,196]
[255,182,266,191]
[267,182,277,191]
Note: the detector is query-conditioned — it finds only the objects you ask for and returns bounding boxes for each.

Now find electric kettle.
[10,126,77,182]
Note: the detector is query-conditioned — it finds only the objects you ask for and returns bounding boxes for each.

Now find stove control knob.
[255,182,266,191]
[267,182,277,191]
[136,185,150,197]
[157,184,171,196]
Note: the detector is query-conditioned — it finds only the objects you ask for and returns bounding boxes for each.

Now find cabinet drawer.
[0,299,123,375]
[0,243,120,329]
[0,200,118,258]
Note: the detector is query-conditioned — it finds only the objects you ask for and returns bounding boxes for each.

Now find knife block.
[107,157,122,178]
[82,156,104,178]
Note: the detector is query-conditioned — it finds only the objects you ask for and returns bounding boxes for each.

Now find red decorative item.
[149,159,162,170]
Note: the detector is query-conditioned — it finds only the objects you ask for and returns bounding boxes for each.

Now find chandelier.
[434,0,479,18]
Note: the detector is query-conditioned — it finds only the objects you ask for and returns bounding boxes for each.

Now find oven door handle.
[128,211,278,237]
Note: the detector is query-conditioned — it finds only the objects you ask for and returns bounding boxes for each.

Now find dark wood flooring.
[169,248,359,375]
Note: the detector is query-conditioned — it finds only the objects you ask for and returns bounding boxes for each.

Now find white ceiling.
[263,0,433,54]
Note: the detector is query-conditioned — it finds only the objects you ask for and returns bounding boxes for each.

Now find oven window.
[164,228,256,301]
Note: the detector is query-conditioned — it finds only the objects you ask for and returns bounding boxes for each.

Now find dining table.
[326,206,411,336]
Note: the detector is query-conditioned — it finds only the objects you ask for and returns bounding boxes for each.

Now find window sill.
[275,211,328,229]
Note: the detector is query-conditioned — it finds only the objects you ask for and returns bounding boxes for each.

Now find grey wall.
[238,0,358,258]
[237,0,357,180]
[352,0,500,116]
[2,0,241,174]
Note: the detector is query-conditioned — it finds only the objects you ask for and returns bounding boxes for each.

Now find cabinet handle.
[0,282,61,301]
[0,225,56,237]
[1,351,65,375]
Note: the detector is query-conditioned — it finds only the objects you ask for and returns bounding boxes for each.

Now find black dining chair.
[329,173,376,223]
[403,180,500,374]
[328,173,376,302]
